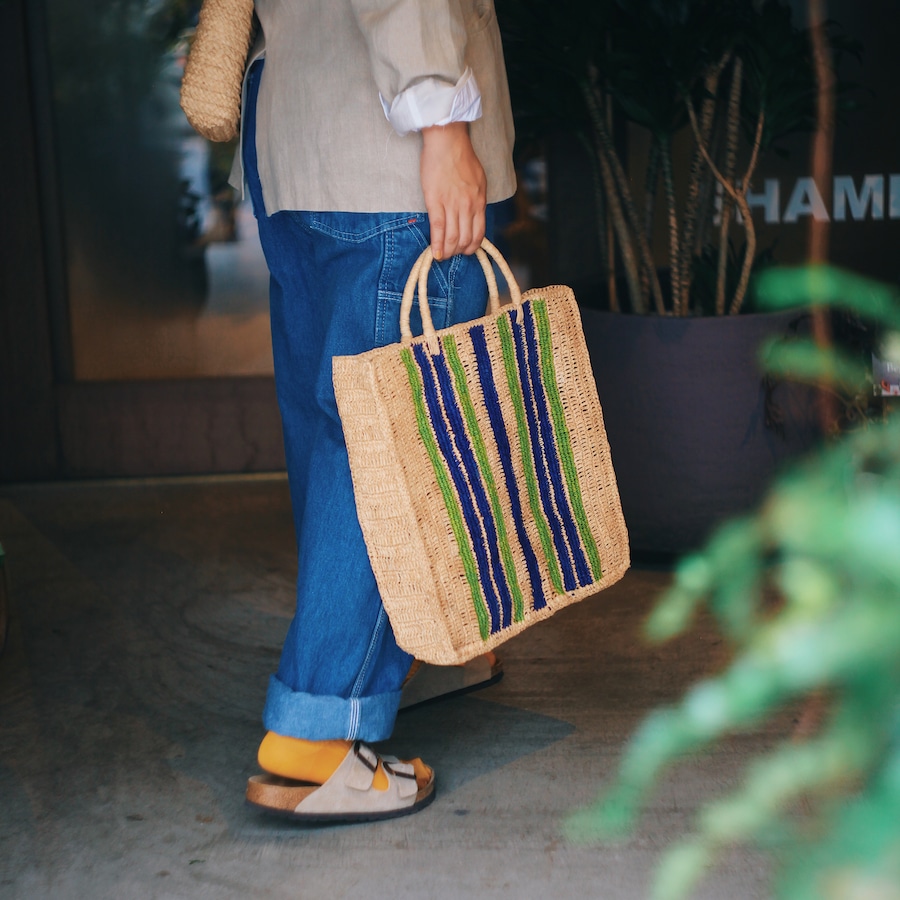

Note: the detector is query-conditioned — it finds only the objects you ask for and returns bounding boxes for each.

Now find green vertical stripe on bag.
[444,336,526,623]
[401,347,491,640]
[497,312,565,595]
[533,299,603,582]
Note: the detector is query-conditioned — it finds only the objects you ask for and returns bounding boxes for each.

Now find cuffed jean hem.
[262,675,403,743]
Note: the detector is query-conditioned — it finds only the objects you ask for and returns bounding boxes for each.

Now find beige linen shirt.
[231,0,516,214]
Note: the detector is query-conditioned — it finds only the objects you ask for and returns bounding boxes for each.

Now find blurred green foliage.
[566,266,900,900]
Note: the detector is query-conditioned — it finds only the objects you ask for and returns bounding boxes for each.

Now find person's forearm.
[420,122,487,260]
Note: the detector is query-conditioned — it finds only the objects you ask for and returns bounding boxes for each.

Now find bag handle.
[400,238,523,354]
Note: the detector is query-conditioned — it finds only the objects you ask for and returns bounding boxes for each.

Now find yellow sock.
[258,732,432,791]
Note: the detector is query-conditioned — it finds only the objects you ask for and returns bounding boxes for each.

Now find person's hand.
[420,122,487,261]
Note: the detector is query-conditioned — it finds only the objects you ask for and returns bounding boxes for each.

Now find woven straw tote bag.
[180,0,255,142]
[333,240,630,665]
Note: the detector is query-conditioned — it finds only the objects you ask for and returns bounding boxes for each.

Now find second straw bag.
[179,0,255,142]
[333,240,630,665]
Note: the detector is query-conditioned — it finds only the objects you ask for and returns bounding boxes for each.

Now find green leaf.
[758,337,869,392]
[756,266,900,330]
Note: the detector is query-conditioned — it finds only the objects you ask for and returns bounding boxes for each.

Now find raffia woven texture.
[180,0,255,142]
[333,243,630,665]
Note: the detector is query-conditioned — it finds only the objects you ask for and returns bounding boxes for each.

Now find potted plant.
[496,0,858,554]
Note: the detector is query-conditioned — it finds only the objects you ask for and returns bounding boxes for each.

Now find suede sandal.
[246,741,435,823]
[399,654,503,712]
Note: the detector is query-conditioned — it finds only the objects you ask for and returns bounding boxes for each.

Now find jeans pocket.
[374,218,458,347]
[306,211,415,243]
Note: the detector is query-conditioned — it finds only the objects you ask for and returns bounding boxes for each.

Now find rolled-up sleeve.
[379,67,482,135]
[350,0,483,134]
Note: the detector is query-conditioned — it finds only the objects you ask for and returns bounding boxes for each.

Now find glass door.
[17,0,284,478]
[47,0,272,382]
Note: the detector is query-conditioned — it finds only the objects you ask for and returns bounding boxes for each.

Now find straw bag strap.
[400,239,523,354]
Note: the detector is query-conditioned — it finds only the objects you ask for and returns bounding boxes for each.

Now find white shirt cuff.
[380,67,482,136]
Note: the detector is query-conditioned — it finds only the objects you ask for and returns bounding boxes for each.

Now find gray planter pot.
[581,308,821,556]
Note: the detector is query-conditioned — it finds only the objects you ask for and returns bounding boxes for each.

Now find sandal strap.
[293,741,418,815]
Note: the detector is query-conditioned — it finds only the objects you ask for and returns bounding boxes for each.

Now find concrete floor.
[0,477,776,899]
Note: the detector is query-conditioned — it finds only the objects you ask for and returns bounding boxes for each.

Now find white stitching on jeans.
[348,698,360,741]
[351,607,387,701]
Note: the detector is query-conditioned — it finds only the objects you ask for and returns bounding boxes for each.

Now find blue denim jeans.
[243,61,497,741]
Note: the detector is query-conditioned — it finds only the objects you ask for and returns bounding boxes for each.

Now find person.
[230,0,516,821]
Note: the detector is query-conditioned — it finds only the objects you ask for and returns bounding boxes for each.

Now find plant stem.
[660,140,681,315]
[693,116,722,257]
[582,79,665,314]
[808,0,839,434]
[681,51,730,314]
[716,57,743,315]
[809,1,835,264]
[715,198,735,316]
[578,131,619,312]
[642,138,660,304]
[728,110,764,314]
[584,119,644,314]
[603,34,619,312]
[687,93,764,315]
